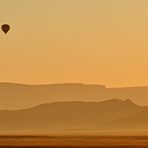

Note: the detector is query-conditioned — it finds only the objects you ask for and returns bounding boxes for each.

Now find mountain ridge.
[0,99,145,132]
[104,107,148,130]
[0,82,148,109]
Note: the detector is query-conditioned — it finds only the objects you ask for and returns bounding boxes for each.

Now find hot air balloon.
[1,24,10,34]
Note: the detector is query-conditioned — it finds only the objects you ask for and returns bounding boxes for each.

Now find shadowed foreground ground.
[1,135,148,147]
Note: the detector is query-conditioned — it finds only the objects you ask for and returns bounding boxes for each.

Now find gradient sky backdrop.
[0,0,148,87]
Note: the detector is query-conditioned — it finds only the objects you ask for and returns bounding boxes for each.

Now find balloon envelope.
[1,24,10,34]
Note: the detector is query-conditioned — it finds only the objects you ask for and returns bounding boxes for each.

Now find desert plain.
[1,133,148,148]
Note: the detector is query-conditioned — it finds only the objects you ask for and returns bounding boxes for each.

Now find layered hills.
[0,83,148,109]
[0,99,146,132]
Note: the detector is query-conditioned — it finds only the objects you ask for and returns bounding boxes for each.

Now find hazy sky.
[1,0,148,87]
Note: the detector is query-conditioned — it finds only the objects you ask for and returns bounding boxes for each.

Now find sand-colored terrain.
[1,135,148,147]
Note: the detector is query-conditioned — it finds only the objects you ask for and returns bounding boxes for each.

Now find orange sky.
[0,0,148,87]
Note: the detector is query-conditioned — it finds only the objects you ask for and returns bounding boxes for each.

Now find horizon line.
[0,81,148,89]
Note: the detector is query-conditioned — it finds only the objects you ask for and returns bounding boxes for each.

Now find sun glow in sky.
[1,0,148,87]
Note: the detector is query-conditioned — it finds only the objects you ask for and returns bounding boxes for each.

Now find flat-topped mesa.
[0,82,106,87]
[0,82,148,109]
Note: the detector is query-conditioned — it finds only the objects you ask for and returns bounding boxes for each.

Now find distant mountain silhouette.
[104,107,148,130]
[0,99,144,132]
[0,83,148,109]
